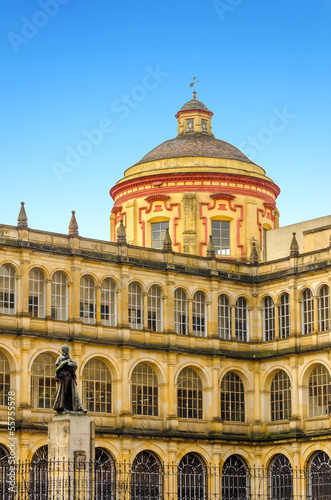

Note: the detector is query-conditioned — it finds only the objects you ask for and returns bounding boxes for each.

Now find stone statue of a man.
[53,345,87,413]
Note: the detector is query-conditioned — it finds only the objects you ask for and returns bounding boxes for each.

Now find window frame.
[128,282,143,330]
[0,264,16,315]
[83,359,112,413]
[80,275,96,324]
[174,288,188,335]
[220,371,245,422]
[270,370,292,421]
[177,367,203,419]
[29,268,46,319]
[31,353,57,409]
[151,221,169,250]
[101,278,117,327]
[211,220,231,256]
[263,296,275,341]
[131,363,158,417]
[51,271,68,321]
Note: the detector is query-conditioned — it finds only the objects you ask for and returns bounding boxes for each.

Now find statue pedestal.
[48,412,94,498]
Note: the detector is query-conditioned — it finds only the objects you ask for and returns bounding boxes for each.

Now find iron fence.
[0,459,331,499]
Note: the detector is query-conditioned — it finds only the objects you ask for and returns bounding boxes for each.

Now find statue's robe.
[53,355,86,412]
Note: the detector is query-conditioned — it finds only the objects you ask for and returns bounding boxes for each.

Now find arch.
[30,445,48,500]
[302,287,314,335]
[178,452,207,500]
[235,296,249,342]
[0,351,10,406]
[268,454,293,500]
[131,362,158,417]
[31,353,57,409]
[263,295,275,341]
[307,450,331,499]
[128,281,143,330]
[29,267,46,318]
[279,292,290,338]
[51,270,68,321]
[218,294,231,340]
[0,263,16,315]
[95,447,116,500]
[147,284,163,332]
[222,454,249,500]
[192,290,207,337]
[174,287,188,335]
[80,275,96,324]
[82,358,112,413]
[318,284,330,332]
[100,277,117,327]
[131,450,162,500]
[308,364,331,417]
[177,367,203,419]
[270,370,292,421]
[220,371,245,422]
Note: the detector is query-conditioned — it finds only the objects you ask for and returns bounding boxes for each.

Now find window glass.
[211,220,230,256]
[151,221,169,249]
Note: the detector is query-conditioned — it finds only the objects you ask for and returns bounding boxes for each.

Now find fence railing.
[0,460,331,499]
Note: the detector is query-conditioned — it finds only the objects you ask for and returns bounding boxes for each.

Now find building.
[1,93,331,497]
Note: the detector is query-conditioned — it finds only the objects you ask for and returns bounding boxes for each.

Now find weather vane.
[189,75,199,99]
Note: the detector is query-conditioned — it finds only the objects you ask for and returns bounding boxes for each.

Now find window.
[302,288,314,335]
[263,296,275,341]
[211,220,230,256]
[308,365,331,417]
[319,285,330,332]
[129,282,143,329]
[83,359,112,413]
[101,278,116,326]
[131,451,162,500]
[178,453,206,500]
[186,118,194,132]
[192,291,206,336]
[279,293,290,338]
[0,352,10,406]
[30,445,48,500]
[31,354,57,408]
[148,285,163,332]
[174,288,188,335]
[201,119,207,132]
[0,264,15,315]
[177,367,203,419]
[220,372,245,422]
[80,275,96,324]
[235,297,248,342]
[308,451,331,500]
[95,448,116,500]
[270,370,292,421]
[29,268,45,318]
[131,363,158,416]
[51,271,67,321]
[218,294,231,340]
[151,221,169,249]
[222,455,249,500]
[268,454,293,500]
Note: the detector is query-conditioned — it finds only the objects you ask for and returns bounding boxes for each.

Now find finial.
[249,238,259,264]
[206,235,216,259]
[163,227,172,252]
[68,210,79,236]
[290,232,299,257]
[117,219,127,244]
[189,75,199,98]
[17,201,28,228]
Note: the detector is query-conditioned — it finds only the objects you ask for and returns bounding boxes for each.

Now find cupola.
[175,91,214,136]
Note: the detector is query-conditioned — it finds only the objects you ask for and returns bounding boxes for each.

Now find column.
[230,305,235,340]
[96,286,101,324]
[46,279,52,319]
[143,292,148,330]
[165,279,175,333]
[313,295,319,333]
[253,369,261,423]
[187,298,193,335]
[120,349,132,428]
[275,304,280,339]
[167,354,178,430]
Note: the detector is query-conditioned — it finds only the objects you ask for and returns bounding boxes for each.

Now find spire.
[206,235,216,259]
[163,227,172,252]
[17,201,28,228]
[249,238,259,264]
[117,219,127,244]
[68,211,79,237]
[290,232,299,257]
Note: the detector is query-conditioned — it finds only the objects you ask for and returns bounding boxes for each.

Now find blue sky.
[1,0,330,240]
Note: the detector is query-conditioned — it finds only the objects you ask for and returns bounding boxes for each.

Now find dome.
[135,133,255,166]
[180,99,211,112]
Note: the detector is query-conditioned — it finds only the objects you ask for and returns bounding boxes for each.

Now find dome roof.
[135,133,254,166]
[180,99,211,112]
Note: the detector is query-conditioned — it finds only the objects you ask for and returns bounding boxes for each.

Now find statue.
[53,345,87,413]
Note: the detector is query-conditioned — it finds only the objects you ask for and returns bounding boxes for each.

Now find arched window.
[0,351,10,406]
[131,363,158,416]
[0,264,16,315]
[279,293,290,338]
[80,275,96,324]
[29,268,45,318]
[148,285,163,332]
[192,291,206,336]
[177,367,202,419]
[268,454,293,500]
[95,447,116,500]
[101,278,116,326]
[218,294,231,340]
[263,296,275,341]
[128,282,143,330]
[308,365,331,417]
[30,445,48,500]
[131,451,162,500]
[220,372,245,422]
[235,297,248,342]
[174,288,188,335]
[308,451,331,499]
[83,359,112,413]
[222,455,249,500]
[270,370,292,421]
[319,285,330,332]
[0,444,9,497]
[178,453,206,500]
[31,354,57,408]
[302,288,314,335]
[51,271,68,321]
